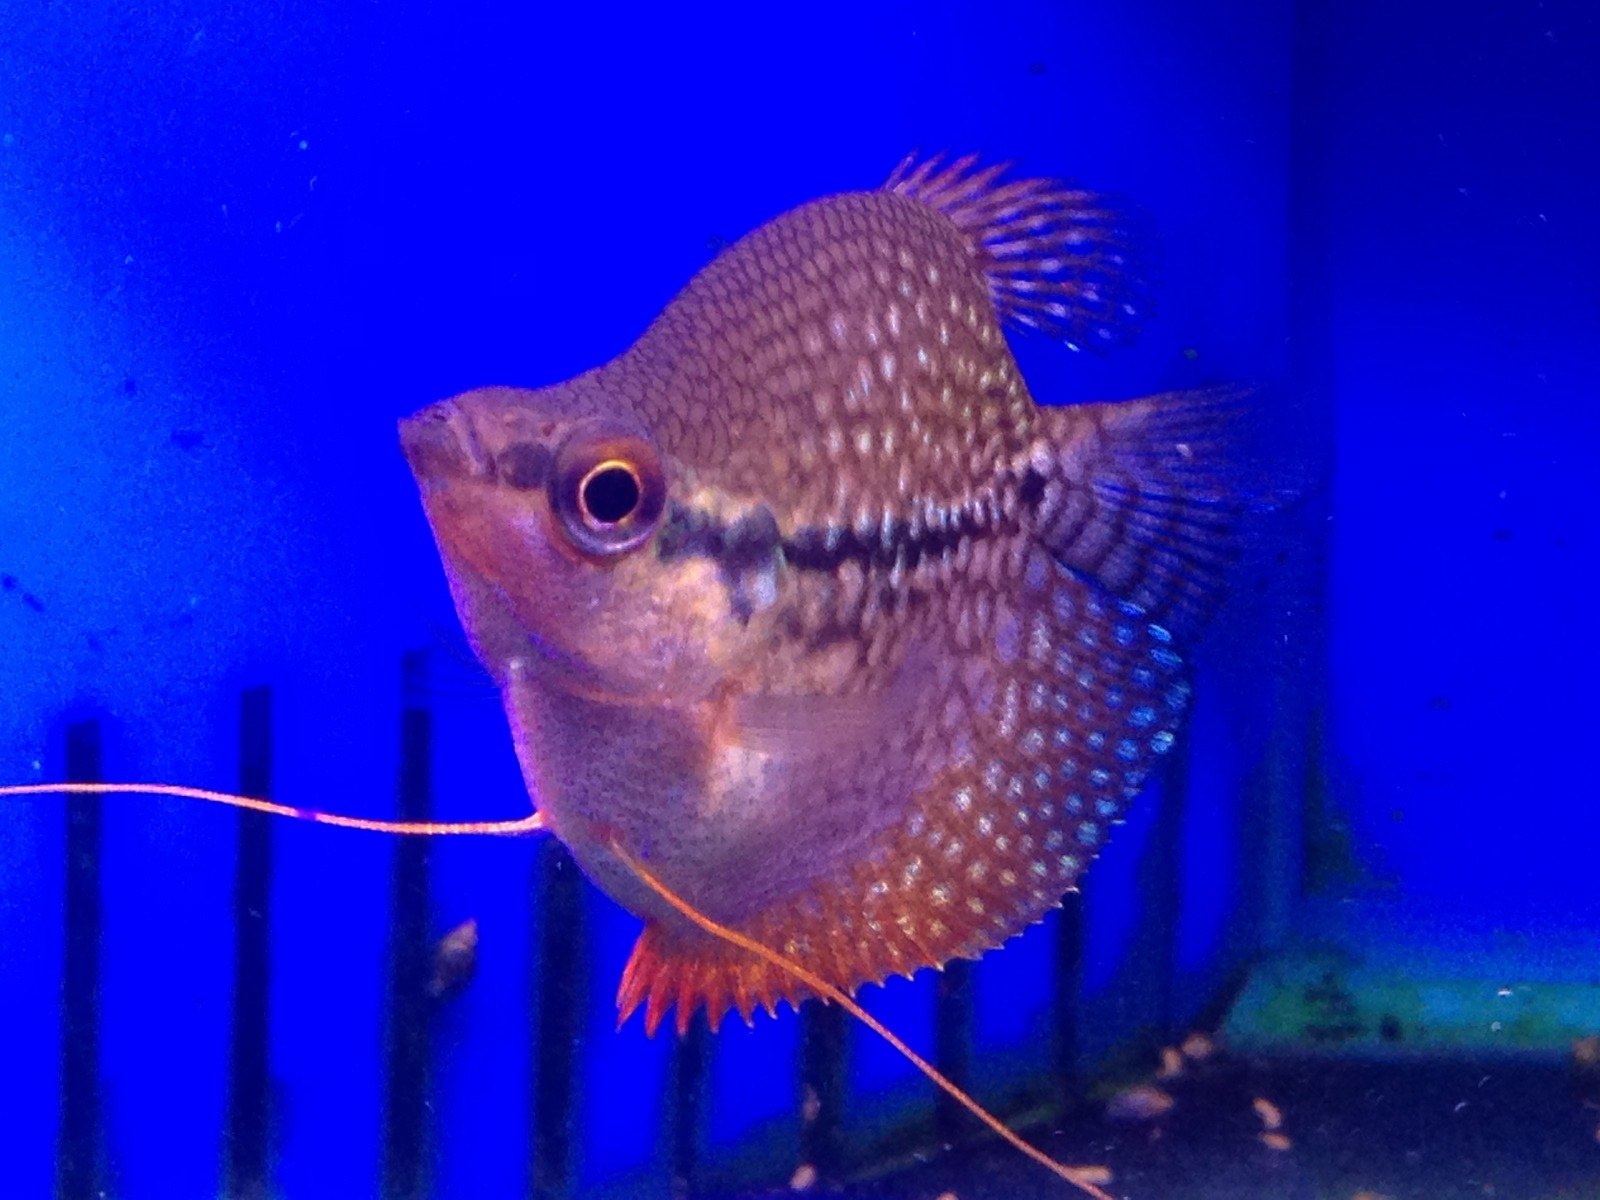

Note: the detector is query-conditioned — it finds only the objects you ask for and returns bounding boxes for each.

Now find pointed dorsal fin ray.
[884,151,1145,350]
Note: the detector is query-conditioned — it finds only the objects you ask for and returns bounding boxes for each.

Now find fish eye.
[579,460,642,525]
[551,427,666,557]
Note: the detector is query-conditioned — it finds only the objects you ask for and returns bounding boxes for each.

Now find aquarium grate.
[35,652,1157,1199]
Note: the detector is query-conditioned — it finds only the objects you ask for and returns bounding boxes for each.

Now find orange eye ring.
[550,426,666,557]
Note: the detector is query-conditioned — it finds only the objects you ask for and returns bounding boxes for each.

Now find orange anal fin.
[618,923,789,1038]
[609,841,1116,1200]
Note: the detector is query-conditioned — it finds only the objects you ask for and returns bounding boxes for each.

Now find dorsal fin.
[884,151,1143,350]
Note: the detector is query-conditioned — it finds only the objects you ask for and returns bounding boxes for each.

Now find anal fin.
[618,921,811,1036]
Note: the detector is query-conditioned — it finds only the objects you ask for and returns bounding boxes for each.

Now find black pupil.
[582,465,640,525]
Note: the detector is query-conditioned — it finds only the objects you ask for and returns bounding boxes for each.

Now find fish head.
[399,380,731,706]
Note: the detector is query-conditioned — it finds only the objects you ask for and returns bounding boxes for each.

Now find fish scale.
[399,152,1270,1035]
[630,190,1031,526]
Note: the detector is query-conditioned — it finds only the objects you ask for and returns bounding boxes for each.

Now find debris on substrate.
[733,1051,1600,1200]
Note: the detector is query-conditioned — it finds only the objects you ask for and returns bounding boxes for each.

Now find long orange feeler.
[1,780,1114,1196]
[0,782,546,836]
[608,838,1117,1200]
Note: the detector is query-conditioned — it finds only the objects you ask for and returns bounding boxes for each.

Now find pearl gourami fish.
[398,152,1264,1038]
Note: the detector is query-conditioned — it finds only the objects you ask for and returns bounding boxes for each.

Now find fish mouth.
[399,399,495,484]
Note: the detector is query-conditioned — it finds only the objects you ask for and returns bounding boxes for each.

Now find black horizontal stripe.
[655,478,1044,577]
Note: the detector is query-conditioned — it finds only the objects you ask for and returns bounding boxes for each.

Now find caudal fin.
[1031,385,1287,640]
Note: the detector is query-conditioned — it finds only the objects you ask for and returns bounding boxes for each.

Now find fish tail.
[1029,385,1283,639]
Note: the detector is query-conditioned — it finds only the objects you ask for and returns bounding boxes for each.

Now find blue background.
[1,0,1594,1195]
